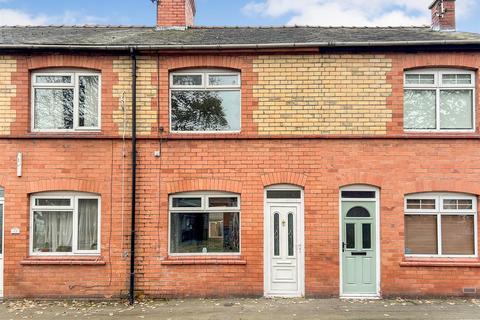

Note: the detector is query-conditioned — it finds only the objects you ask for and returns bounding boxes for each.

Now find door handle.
[342,242,346,253]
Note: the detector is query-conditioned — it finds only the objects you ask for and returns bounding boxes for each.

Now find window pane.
[34,88,74,130]
[172,74,202,86]
[266,190,301,199]
[209,75,240,86]
[362,223,372,249]
[405,74,435,85]
[274,212,279,256]
[341,191,375,199]
[36,75,72,84]
[442,74,472,85]
[33,211,73,253]
[0,188,3,198]
[172,197,201,208]
[34,198,71,207]
[288,213,294,256]
[440,90,473,129]
[208,197,238,208]
[78,76,99,128]
[0,204,3,255]
[442,215,475,255]
[443,199,473,210]
[406,199,436,210]
[170,212,239,253]
[346,223,355,249]
[78,199,99,251]
[171,90,241,132]
[405,215,437,255]
[404,90,436,129]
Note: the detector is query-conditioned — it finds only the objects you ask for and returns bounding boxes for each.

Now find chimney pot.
[156,0,196,29]
[429,0,456,31]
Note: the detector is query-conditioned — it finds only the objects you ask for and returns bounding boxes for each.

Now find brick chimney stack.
[156,0,196,29]
[430,0,456,31]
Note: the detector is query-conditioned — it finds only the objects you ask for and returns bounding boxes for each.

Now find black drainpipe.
[129,47,137,305]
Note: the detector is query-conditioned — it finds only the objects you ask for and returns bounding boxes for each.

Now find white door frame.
[339,185,381,298]
[264,184,305,297]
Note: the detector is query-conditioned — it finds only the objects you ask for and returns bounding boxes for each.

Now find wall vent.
[463,287,477,294]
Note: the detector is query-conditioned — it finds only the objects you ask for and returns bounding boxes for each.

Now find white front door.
[264,187,304,297]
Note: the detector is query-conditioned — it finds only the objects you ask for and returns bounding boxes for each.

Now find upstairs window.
[32,70,101,132]
[404,69,475,131]
[404,193,477,257]
[30,192,101,255]
[170,69,241,133]
[169,192,240,255]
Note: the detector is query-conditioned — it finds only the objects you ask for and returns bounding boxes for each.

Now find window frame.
[404,69,476,133]
[31,69,102,133]
[168,191,241,256]
[29,192,101,256]
[404,192,477,258]
[169,69,242,134]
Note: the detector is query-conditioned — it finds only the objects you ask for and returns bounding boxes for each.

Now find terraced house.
[0,0,479,299]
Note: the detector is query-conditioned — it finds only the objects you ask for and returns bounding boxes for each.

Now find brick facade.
[1,50,480,298]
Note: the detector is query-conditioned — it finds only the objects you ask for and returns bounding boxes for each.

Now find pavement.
[1,297,480,319]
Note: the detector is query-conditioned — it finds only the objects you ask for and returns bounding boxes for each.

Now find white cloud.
[0,8,107,26]
[243,0,475,27]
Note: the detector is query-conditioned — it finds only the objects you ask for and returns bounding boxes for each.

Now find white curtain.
[78,199,98,251]
[34,211,73,252]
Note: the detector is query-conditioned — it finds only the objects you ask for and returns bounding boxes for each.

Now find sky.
[0,0,479,32]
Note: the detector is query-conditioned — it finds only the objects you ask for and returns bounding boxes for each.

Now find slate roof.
[1,25,480,50]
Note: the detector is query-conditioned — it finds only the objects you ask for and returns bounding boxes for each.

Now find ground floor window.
[30,192,100,255]
[169,192,240,255]
[404,192,477,257]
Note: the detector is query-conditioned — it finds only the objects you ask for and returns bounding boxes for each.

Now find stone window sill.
[161,257,247,266]
[21,256,106,266]
[400,259,480,268]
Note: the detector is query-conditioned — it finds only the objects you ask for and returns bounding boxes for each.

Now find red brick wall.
[1,140,132,298]
[1,50,480,298]
[130,139,480,297]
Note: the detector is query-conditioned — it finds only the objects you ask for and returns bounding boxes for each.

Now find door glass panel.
[341,191,375,199]
[288,213,294,256]
[346,206,370,218]
[362,224,372,249]
[267,190,301,199]
[274,213,280,256]
[346,223,355,249]
[0,204,3,255]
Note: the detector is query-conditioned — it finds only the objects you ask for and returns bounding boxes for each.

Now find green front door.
[341,201,377,295]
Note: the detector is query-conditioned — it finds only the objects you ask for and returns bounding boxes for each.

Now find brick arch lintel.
[337,172,383,190]
[0,175,6,190]
[26,178,104,195]
[261,172,308,188]
[166,178,243,194]
[162,55,249,72]
[402,180,480,197]
[26,55,105,72]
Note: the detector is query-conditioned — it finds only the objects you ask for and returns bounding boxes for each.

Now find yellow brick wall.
[252,54,393,135]
[113,56,157,136]
[0,56,17,135]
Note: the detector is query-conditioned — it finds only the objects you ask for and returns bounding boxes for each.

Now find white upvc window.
[404,69,475,132]
[169,69,241,133]
[404,192,477,258]
[169,192,240,255]
[30,192,101,256]
[31,70,101,132]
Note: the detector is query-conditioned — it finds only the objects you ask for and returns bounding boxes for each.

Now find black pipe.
[129,48,137,305]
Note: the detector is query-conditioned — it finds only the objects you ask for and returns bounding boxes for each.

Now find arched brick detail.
[337,172,383,189]
[26,55,104,71]
[402,180,480,196]
[26,178,104,195]
[261,172,308,188]
[166,178,243,194]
